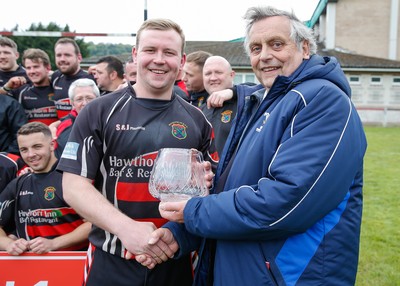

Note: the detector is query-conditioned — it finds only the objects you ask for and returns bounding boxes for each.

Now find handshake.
[123,160,214,269]
[124,200,187,269]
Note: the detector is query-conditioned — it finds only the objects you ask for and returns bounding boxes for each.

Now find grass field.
[355,126,400,286]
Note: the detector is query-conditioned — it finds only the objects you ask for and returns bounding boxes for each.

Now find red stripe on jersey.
[26,220,84,238]
[116,182,159,202]
[136,218,168,228]
[29,118,59,126]
[56,118,73,137]
[5,153,20,162]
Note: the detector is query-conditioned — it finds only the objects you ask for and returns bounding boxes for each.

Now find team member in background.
[201,55,238,155]
[1,48,58,126]
[0,122,90,255]
[123,56,137,82]
[54,78,100,159]
[183,50,212,107]
[51,38,95,119]
[0,37,29,91]
[94,55,125,95]
[58,18,217,286]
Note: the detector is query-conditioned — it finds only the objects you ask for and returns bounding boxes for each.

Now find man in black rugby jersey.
[0,37,29,91]
[1,48,58,126]
[0,122,90,255]
[58,18,216,286]
[51,38,95,119]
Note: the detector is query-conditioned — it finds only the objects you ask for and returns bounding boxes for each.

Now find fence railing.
[356,106,400,127]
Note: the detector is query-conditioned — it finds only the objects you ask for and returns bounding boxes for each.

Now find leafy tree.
[6,22,132,69]
[86,42,132,57]
[9,22,90,70]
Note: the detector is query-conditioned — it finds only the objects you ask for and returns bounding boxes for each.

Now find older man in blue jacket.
[138,6,367,286]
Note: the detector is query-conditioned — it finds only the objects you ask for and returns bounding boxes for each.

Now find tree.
[86,42,132,57]
[9,22,90,70]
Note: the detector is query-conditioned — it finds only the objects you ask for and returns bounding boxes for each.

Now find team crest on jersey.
[48,92,55,101]
[169,121,187,140]
[44,187,56,201]
[221,110,233,123]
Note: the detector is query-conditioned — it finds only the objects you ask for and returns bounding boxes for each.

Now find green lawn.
[355,126,400,286]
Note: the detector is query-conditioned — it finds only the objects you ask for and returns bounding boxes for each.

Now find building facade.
[309,0,400,61]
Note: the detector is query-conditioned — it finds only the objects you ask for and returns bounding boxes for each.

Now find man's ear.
[302,40,311,60]
[50,139,56,151]
[110,70,117,80]
[132,47,138,64]
[180,53,186,69]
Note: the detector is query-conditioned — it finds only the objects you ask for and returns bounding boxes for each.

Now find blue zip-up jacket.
[166,55,367,286]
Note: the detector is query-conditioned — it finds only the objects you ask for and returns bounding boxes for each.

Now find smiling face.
[248,16,310,89]
[55,43,82,76]
[18,132,56,173]
[24,58,51,86]
[203,56,235,94]
[133,29,185,100]
[71,85,98,113]
[0,45,19,71]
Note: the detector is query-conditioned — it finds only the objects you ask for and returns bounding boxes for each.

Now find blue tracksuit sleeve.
[163,221,202,257]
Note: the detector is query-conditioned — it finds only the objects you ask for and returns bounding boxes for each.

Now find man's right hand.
[6,238,29,256]
[134,228,179,269]
[5,76,27,90]
[207,88,234,109]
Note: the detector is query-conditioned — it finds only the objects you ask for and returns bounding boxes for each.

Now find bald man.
[201,56,237,155]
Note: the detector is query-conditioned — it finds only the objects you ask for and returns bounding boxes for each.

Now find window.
[370,76,382,85]
[348,76,360,84]
[393,77,400,86]
[234,73,259,85]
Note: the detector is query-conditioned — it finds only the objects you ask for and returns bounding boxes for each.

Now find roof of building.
[83,41,400,71]
[319,48,400,70]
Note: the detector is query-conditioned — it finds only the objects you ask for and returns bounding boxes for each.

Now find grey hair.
[68,78,100,101]
[243,6,317,56]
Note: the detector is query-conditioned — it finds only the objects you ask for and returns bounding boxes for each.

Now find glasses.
[73,96,96,104]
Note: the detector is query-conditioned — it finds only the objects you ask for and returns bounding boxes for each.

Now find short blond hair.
[136,18,186,56]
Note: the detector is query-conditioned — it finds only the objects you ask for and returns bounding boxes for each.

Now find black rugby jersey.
[51,69,95,119]
[0,162,88,251]
[58,84,218,257]
[0,65,30,87]
[0,152,26,193]
[201,98,238,156]
[14,84,58,126]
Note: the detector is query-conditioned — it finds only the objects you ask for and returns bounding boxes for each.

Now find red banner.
[0,251,86,285]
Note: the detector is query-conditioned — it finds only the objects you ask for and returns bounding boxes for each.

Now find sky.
[1,0,320,45]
